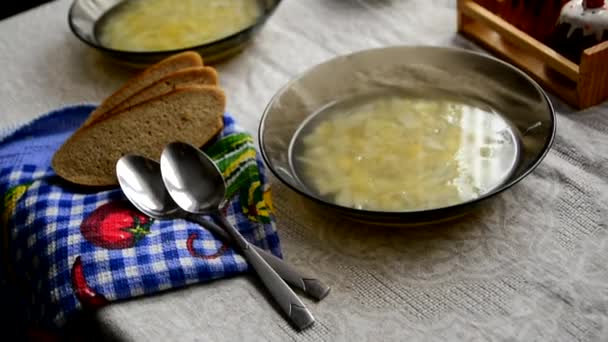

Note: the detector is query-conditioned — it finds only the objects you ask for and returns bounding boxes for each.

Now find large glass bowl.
[258,46,556,225]
[68,0,281,67]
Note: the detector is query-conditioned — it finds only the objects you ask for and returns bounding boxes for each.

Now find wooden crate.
[457,0,608,109]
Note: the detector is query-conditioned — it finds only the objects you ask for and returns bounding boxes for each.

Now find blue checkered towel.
[0,105,281,330]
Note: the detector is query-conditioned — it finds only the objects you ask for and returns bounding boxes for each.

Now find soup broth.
[96,0,263,52]
[289,93,520,211]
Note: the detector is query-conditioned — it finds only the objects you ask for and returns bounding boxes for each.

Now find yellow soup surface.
[292,95,520,211]
[97,0,262,52]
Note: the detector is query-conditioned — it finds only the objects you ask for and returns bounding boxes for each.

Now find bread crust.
[81,51,204,128]
[91,66,219,125]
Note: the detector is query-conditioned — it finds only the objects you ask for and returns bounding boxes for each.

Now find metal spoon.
[160,142,315,330]
[116,154,330,301]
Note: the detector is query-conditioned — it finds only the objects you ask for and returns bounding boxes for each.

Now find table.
[1,0,607,340]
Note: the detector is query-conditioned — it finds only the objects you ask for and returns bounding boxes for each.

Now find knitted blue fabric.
[0,105,280,330]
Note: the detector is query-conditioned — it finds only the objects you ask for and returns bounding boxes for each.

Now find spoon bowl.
[160,142,226,214]
[116,155,182,219]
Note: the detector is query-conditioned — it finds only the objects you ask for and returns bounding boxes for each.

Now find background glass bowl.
[68,0,281,67]
[258,46,556,225]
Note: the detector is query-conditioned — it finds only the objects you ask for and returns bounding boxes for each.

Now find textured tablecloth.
[1,0,607,340]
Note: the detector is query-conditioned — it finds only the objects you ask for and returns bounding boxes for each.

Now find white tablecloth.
[1,0,607,341]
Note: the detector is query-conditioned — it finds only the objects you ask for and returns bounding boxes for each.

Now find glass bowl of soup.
[258,46,556,225]
[68,0,281,66]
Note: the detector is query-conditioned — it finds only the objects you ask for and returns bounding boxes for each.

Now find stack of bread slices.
[52,51,226,187]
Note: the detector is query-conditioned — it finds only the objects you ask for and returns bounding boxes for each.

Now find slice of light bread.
[53,85,225,187]
[81,51,204,128]
[105,66,219,117]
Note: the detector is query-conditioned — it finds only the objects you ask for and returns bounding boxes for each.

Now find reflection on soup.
[290,94,520,211]
[96,0,262,52]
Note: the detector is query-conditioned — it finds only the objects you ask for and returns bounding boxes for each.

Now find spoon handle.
[215,214,315,330]
[189,215,330,301]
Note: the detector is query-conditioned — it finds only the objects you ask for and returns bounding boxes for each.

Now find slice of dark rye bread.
[81,51,204,128]
[52,85,226,187]
[105,66,219,117]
